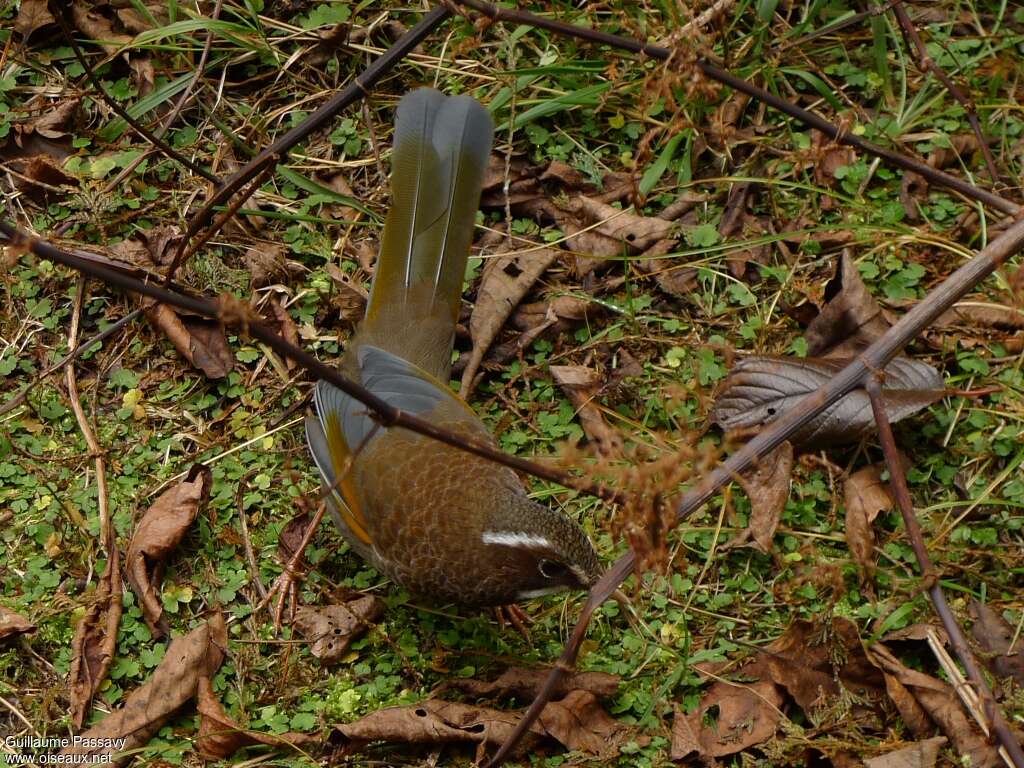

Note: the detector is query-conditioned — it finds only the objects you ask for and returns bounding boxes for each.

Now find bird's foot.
[258,502,327,630]
[494,604,532,640]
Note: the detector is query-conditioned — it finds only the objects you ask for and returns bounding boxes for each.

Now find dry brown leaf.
[712,355,944,449]
[12,155,79,203]
[319,172,359,221]
[125,465,212,639]
[564,195,674,251]
[550,365,622,457]
[537,689,635,755]
[15,0,55,37]
[512,295,595,332]
[335,688,633,762]
[244,243,289,287]
[806,251,891,357]
[440,669,619,701]
[292,596,384,664]
[196,676,316,760]
[266,296,300,371]
[969,599,1024,686]
[326,263,369,323]
[724,441,793,552]
[868,642,1001,768]
[845,463,897,580]
[865,737,947,768]
[62,613,227,767]
[936,302,1024,332]
[71,6,132,55]
[460,242,559,396]
[68,555,123,729]
[672,678,784,759]
[0,605,35,641]
[144,302,235,379]
[335,698,546,761]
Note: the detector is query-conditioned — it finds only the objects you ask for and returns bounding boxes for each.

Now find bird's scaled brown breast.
[350,403,534,605]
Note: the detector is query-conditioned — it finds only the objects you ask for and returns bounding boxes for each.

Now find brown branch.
[866,376,1024,768]
[889,0,1000,182]
[53,4,220,185]
[0,218,624,508]
[449,0,1019,216]
[170,5,453,280]
[64,278,124,729]
[484,211,1024,765]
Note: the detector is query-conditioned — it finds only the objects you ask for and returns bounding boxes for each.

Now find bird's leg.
[258,501,327,630]
[494,604,532,640]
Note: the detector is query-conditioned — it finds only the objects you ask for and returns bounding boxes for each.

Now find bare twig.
[0,219,624,508]
[64,278,124,729]
[450,0,1018,216]
[53,5,219,184]
[867,377,1023,767]
[889,0,1000,182]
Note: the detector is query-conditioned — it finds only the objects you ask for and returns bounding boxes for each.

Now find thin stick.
[866,377,1024,767]
[3,220,626,504]
[53,5,219,184]
[889,0,1000,182]
[450,0,1018,216]
[63,278,124,729]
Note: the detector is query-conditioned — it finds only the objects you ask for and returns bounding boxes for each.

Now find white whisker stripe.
[481,531,552,550]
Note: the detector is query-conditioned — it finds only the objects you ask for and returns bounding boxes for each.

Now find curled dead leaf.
[245,243,289,288]
[844,462,899,581]
[724,441,793,552]
[126,465,212,639]
[0,605,35,641]
[62,613,227,767]
[550,365,622,457]
[460,242,559,396]
[864,737,947,768]
[969,599,1024,686]
[69,555,123,729]
[14,0,55,38]
[292,596,384,664]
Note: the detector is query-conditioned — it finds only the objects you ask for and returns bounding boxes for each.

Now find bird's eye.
[539,559,570,580]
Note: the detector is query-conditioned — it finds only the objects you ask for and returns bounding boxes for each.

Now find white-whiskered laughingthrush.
[305,88,601,606]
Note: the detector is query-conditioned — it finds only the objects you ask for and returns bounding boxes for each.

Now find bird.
[305,88,601,607]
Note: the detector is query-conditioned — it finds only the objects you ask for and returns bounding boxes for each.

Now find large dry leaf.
[868,642,1001,768]
[550,365,622,457]
[335,688,632,761]
[196,676,316,760]
[15,0,55,37]
[126,465,212,639]
[674,618,885,761]
[460,242,559,396]
[806,251,890,357]
[865,737,947,768]
[292,596,384,664]
[69,555,123,729]
[144,302,235,379]
[335,698,546,760]
[440,668,620,700]
[845,463,898,580]
[969,600,1024,685]
[266,296,300,372]
[724,442,793,552]
[0,605,35,641]
[566,196,673,251]
[711,355,944,449]
[672,678,784,759]
[61,613,227,766]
